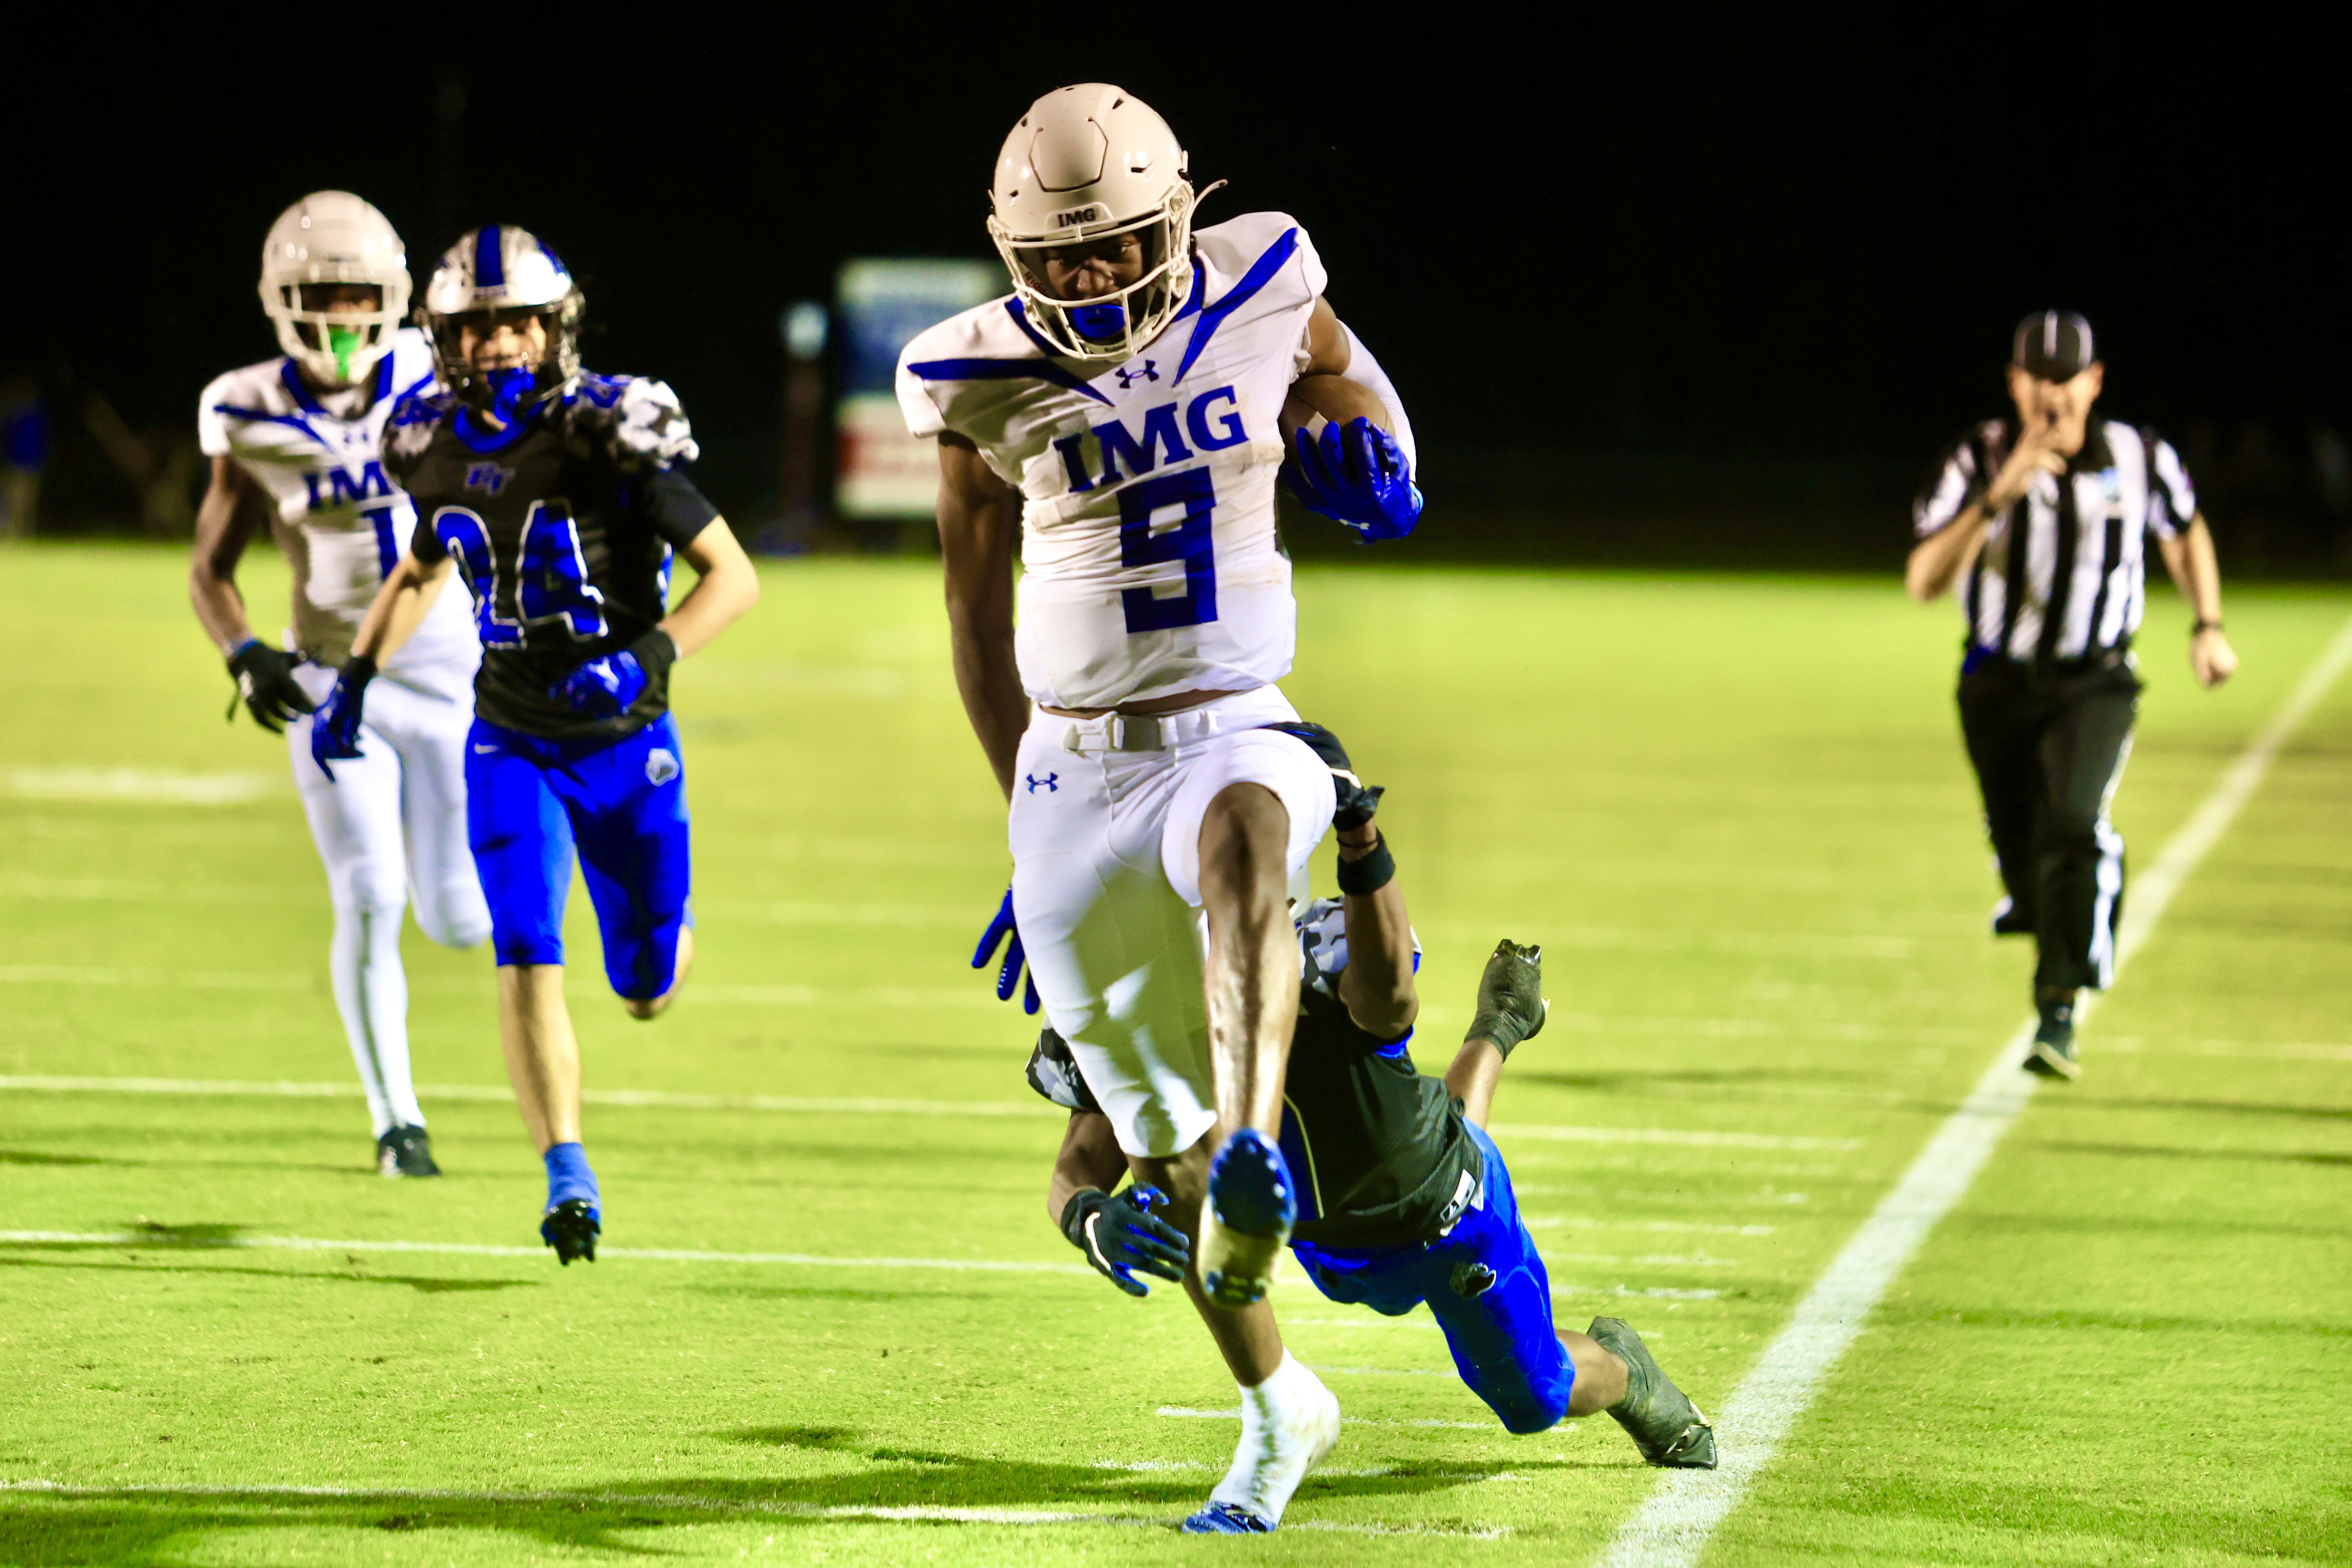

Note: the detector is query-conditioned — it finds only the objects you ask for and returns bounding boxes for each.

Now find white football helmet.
[418,225,584,410]
[986,84,1202,362]
[258,192,411,386]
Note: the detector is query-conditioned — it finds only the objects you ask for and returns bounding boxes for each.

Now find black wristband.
[1059,1189,1107,1251]
[631,627,679,678]
[2192,618,2223,635]
[340,654,377,691]
[1335,834,1395,897]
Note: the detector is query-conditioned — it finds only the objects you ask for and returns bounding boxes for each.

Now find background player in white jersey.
[189,192,488,1178]
[898,85,1424,1534]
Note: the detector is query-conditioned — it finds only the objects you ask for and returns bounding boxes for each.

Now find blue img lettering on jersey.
[300,461,396,510]
[1053,387,1246,495]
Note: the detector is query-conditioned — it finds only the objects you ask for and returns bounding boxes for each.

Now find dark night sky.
[7,17,2345,524]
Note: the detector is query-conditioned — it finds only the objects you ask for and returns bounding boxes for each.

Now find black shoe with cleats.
[1588,1317,1717,1468]
[376,1125,441,1178]
[2024,991,2082,1081]
[541,1199,600,1265]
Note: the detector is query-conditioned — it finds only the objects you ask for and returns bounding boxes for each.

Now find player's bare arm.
[348,548,457,669]
[1282,299,1392,434]
[935,431,1029,799]
[191,454,317,733]
[1048,1109,1130,1223]
[1333,802,1417,1041]
[189,455,272,652]
[659,517,760,658]
[1445,940,1548,1128]
[2157,513,2237,687]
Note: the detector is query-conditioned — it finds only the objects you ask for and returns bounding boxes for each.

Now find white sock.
[329,903,421,1136]
[1210,1352,1338,1524]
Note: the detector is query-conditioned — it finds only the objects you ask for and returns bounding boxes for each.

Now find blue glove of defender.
[1282,416,1423,542]
[973,886,1040,1014]
[552,649,650,716]
[309,657,374,782]
[1062,1185,1191,1297]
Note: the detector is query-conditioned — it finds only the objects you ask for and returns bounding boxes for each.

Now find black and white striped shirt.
[1915,418,2198,664]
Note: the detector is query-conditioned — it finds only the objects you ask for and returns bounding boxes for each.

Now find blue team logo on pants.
[464,714,692,1002]
[1289,1122,1574,1434]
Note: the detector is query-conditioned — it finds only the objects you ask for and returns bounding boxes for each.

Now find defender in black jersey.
[324,225,759,1261]
[1027,753,1715,1514]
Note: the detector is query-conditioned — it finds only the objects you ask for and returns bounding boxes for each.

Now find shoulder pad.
[1193,211,1327,301]
[564,373,699,472]
[383,388,456,468]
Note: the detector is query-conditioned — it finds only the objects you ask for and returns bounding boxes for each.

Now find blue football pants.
[464,715,691,1001]
[1290,1122,1574,1434]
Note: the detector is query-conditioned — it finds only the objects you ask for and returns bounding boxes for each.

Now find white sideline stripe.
[0,1230,1092,1276]
[5,766,279,805]
[1595,612,2352,1568]
[1492,1122,1859,1151]
[0,1075,1059,1120]
[0,1479,1506,1538]
[0,1074,1828,1149]
[0,967,1006,1012]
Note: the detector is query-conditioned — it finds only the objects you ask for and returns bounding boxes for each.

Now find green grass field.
[2,542,2347,1566]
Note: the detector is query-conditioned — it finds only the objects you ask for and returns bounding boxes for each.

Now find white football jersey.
[897,212,1325,709]
[198,327,477,698]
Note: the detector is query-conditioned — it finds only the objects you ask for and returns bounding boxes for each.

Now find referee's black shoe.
[2024,989,2081,1081]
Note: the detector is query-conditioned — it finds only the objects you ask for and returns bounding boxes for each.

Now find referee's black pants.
[1956,655,2141,994]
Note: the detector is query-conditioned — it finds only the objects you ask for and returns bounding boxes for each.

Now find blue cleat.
[541,1142,601,1265]
[1182,1502,1274,1534]
[1201,1128,1294,1308]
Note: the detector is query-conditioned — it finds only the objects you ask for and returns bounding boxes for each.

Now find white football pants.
[289,666,489,1136]
[1008,687,1336,1159]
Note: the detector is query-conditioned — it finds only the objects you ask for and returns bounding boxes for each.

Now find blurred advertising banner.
[835,258,1001,519]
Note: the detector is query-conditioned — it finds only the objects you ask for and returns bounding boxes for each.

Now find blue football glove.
[1061,1185,1190,1296]
[550,631,676,717]
[552,651,648,716]
[308,657,374,781]
[972,886,1040,1014]
[1282,416,1423,542]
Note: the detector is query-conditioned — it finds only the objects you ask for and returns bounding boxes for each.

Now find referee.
[1906,311,2238,1080]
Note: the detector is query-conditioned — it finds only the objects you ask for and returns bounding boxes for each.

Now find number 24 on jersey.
[431,501,609,647]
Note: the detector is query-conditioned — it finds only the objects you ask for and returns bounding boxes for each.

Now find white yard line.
[0,1478,1504,1538]
[1595,613,2352,1568]
[0,1073,1845,1151]
[0,1229,1091,1276]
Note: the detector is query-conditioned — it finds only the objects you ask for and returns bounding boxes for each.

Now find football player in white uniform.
[189,192,488,1178]
[898,85,1423,1534]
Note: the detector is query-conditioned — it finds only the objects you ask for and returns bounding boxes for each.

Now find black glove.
[225,640,314,733]
[1061,1185,1191,1297]
[1261,720,1385,831]
[1467,939,1547,1059]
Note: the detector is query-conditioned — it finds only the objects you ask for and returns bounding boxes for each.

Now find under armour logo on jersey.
[1114,361,1159,389]
[465,462,514,495]
[1024,772,1059,793]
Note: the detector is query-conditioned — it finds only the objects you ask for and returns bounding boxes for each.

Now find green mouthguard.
[327,325,365,381]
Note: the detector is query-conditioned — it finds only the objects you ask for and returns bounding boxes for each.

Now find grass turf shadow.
[0,1434,1573,1563]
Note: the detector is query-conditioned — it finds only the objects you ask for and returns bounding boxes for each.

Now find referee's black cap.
[2011,311,2096,380]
